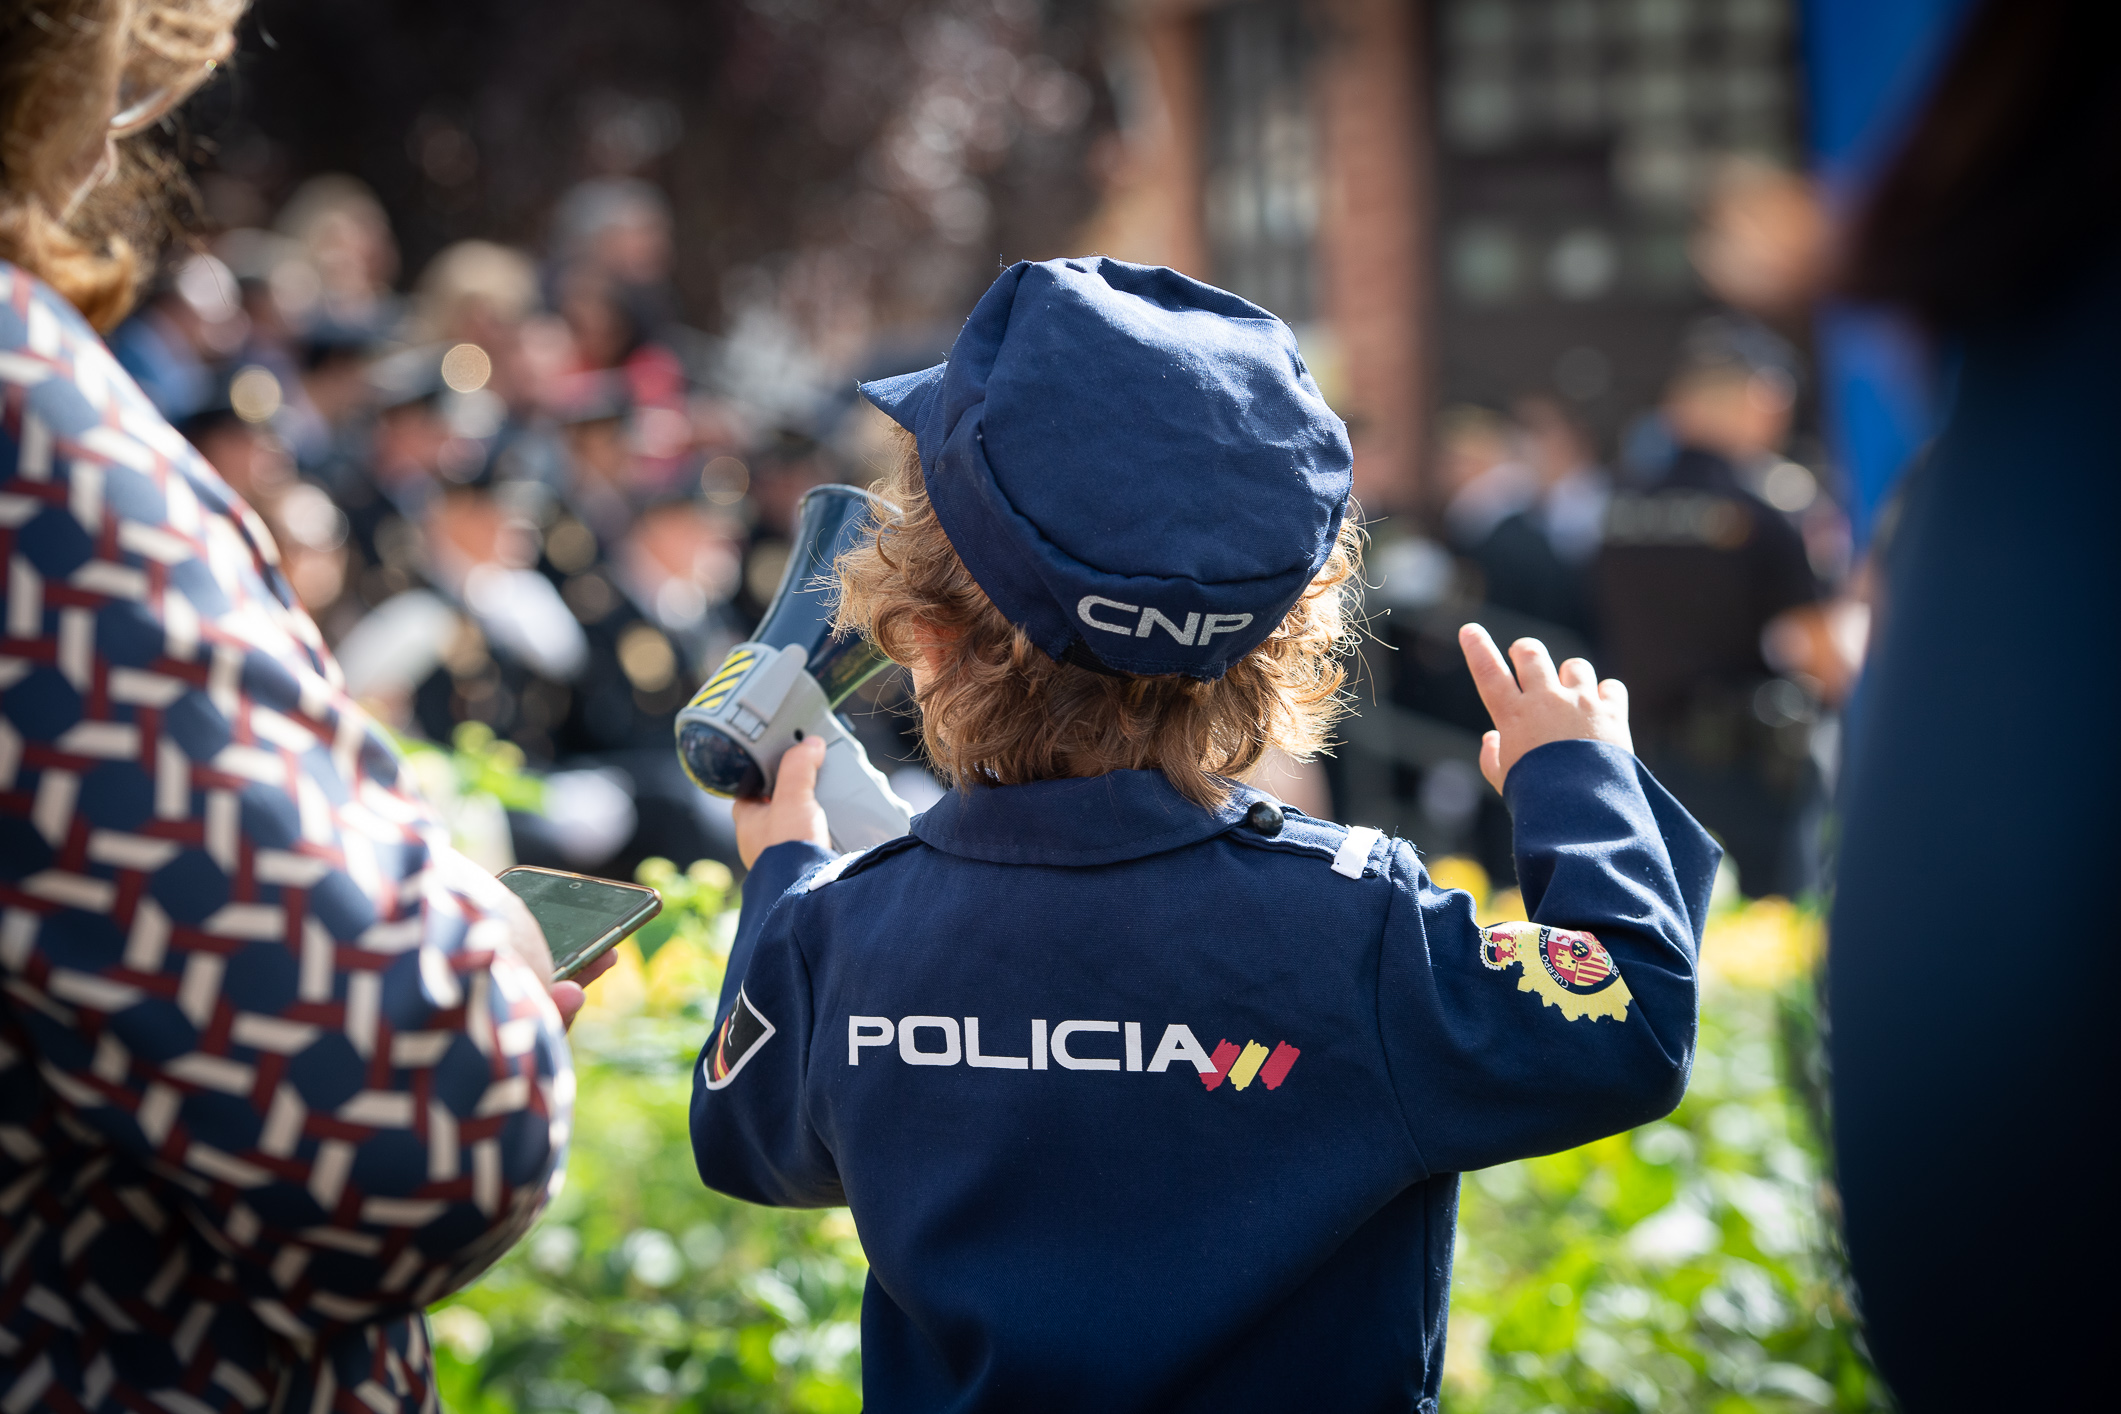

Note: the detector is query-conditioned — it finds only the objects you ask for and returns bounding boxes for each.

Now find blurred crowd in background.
[1363,306,1866,901]
[116,170,955,880]
[129,159,1863,900]
[142,0,1881,905]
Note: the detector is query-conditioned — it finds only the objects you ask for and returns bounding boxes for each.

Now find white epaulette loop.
[1331,826,1383,879]
[803,848,869,892]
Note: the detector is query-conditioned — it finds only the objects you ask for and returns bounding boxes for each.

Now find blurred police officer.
[1596,318,1829,897]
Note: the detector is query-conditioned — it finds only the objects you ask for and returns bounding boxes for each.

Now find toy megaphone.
[676,485,914,851]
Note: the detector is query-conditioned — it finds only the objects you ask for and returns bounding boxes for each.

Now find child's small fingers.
[1479,730,1505,794]
[775,735,828,800]
[1458,623,1521,719]
[1598,677,1629,710]
[1558,657,1597,692]
[1510,637,1562,693]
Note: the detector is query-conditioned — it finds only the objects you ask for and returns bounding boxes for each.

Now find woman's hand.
[548,948,617,1031]
[732,735,835,868]
[437,847,613,1032]
[1459,624,1633,795]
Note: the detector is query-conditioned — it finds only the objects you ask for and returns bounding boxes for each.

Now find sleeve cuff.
[1500,737,1639,813]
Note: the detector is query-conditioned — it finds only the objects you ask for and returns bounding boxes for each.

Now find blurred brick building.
[1080,0,1802,512]
[1084,0,1431,513]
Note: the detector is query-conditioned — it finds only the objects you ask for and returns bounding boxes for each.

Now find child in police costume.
[691,258,1719,1413]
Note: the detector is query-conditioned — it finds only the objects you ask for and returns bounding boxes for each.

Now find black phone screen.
[499,868,662,980]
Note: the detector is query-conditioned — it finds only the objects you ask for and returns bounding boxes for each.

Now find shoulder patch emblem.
[703,987,777,1089]
[1479,922,1632,1022]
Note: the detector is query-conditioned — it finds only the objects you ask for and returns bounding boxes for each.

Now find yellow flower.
[1481,888,1526,928]
[1424,855,1528,925]
[1429,855,1491,904]
[645,931,721,1015]
[577,936,649,1019]
[1701,896,1823,990]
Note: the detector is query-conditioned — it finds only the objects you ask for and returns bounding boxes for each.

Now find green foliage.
[1442,893,1891,1413]
[628,857,733,965]
[429,846,1885,1413]
[391,720,549,813]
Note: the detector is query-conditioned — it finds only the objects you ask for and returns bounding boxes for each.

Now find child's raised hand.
[1458,624,1632,795]
[732,736,835,868]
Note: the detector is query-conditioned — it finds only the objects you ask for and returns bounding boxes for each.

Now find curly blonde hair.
[836,430,1363,809]
[0,0,245,329]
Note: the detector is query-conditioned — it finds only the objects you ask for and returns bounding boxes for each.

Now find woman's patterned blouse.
[0,262,572,1413]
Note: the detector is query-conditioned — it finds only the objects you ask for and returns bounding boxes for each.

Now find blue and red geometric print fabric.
[0,263,572,1413]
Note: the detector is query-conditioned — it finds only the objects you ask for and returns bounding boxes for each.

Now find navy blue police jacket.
[691,739,1718,1412]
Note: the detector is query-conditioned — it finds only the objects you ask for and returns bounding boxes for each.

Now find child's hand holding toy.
[733,734,834,868]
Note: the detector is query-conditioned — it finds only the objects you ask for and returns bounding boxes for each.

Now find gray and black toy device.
[675,485,914,851]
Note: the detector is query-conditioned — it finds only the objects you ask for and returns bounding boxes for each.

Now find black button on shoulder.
[1244,800,1285,837]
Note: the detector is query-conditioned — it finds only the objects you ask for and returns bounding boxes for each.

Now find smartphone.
[498,867,663,982]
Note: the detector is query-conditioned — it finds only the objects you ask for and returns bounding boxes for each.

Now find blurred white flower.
[621,1228,684,1288]
[1628,1199,1720,1266]
[529,1223,580,1274]
[430,1305,491,1363]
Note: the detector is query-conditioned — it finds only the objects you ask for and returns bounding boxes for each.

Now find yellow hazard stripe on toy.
[691,646,760,711]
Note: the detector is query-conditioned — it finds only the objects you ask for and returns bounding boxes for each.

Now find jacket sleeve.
[0,312,570,1336]
[1377,739,1718,1175]
[689,839,844,1207]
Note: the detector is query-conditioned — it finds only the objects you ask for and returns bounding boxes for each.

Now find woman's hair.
[1843,0,2121,329]
[836,430,1363,809]
[0,0,245,329]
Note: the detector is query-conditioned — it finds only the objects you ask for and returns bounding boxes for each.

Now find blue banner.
[1800,0,1974,545]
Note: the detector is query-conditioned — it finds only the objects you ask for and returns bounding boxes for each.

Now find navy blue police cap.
[857,257,1352,680]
